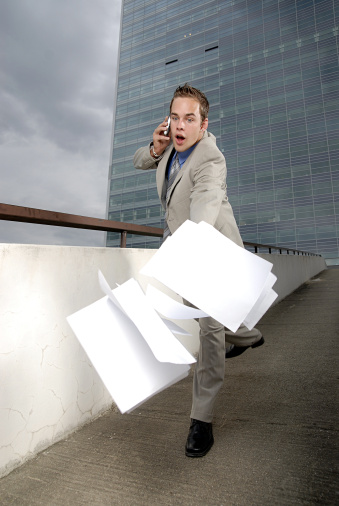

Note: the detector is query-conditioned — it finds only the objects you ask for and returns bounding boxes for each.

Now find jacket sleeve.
[133,145,158,171]
[189,152,227,226]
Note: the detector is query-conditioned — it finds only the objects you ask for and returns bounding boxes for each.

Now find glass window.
[278,229,296,242]
[136,208,147,220]
[110,194,122,207]
[316,225,336,239]
[275,187,292,200]
[256,172,274,185]
[135,189,147,202]
[291,164,311,177]
[294,184,312,197]
[121,210,134,222]
[295,205,314,219]
[314,203,334,217]
[241,192,257,205]
[297,227,315,241]
[110,179,124,191]
[121,192,135,205]
[108,212,122,222]
[148,206,162,218]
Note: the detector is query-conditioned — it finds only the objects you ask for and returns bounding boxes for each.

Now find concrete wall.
[258,252,327,303]
[0,244,326,477]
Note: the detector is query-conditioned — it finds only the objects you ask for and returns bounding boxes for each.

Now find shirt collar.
[176,144,197,166]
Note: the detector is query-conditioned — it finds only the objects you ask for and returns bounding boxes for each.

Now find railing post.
[120,231,127,248]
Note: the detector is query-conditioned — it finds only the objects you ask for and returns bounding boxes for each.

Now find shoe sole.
[225,336,265,358]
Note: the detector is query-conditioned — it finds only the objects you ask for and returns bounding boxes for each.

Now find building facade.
[107,0,339,263]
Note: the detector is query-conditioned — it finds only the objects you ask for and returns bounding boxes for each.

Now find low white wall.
[0,244,326,477]
[258,252,327,303]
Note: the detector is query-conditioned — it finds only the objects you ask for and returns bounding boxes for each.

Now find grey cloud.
[2,0,120,152]
[0,0,122,246]
[0,220,106,247]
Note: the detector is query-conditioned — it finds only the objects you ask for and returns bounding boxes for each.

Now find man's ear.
[201,118,208,132]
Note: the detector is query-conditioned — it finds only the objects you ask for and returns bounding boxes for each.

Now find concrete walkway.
[1,267,338,505]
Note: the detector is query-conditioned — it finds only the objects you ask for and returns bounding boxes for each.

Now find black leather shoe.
[225,336,265,359]
[185,419,214,457]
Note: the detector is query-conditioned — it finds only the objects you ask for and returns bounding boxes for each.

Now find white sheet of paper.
[98,269,127,315]
[161,318,191,335]
[67,297,190,414]
[141,221,275,332]
[146,284,208,320]
[112,278,195,365]
[243,272,278,329]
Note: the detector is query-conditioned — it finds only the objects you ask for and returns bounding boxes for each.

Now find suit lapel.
[156,146,174,206]
[157,135,208,206]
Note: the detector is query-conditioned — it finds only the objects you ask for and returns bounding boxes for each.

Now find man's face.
[170,97,208,152]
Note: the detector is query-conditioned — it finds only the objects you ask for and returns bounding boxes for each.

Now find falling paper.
[141,220,277,332]
[161,318,191,335]
[112,277,194,365]
[243,272,278,329]
[67,273,195,414]
[68,220,277,414]
[146,284,208,320]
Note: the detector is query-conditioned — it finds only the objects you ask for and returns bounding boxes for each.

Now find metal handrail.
[0,203,162,248]
[244,241,321,257]
[0,203,321,256]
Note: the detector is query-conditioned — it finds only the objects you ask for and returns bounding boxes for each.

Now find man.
[133,84,264,457]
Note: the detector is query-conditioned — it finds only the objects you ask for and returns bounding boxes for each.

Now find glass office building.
[107,0,339,263]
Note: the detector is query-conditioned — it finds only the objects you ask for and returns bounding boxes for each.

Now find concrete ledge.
[258,252,327,303]
[0,244,326,477]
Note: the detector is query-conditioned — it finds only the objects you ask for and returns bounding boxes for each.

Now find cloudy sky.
[0,0,122,246]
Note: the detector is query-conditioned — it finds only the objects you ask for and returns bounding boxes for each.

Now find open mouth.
[175,134,185,143]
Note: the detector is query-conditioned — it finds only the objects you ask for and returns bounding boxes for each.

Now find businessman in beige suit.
[133,84,264,457]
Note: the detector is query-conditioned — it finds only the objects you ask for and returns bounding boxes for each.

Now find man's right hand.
[151,117,171,158]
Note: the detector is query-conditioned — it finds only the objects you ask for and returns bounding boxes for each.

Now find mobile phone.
[164,116,171,136]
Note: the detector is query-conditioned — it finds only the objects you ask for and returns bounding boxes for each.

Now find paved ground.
[1,267,338,505]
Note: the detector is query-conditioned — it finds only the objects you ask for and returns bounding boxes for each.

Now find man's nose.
[177,119,184,129]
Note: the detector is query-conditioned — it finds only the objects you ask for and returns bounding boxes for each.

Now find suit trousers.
[190,315,262,423]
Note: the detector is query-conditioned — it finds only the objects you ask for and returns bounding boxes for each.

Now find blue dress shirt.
[166,144,197,179]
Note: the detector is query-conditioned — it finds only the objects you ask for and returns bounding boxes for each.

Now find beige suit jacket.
[133,131,243,247]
